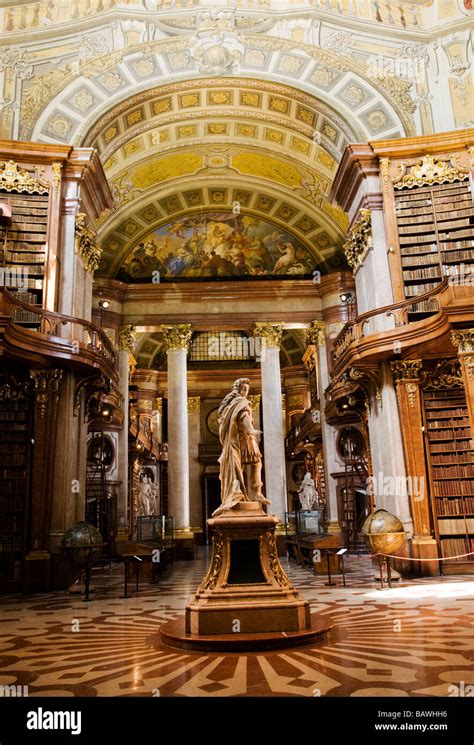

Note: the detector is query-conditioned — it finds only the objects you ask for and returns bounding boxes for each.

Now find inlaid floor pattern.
[1,552,473,697]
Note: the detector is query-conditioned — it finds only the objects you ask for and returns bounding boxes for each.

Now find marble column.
[367,363,414,537]
[254,322,287,522]
[391,360,438,575]
[162,324,192,534]
[50,372,87,553]
[451,329,474,434]
[306,321,340,532]
[117,325,134,537]
[187,397,202,534]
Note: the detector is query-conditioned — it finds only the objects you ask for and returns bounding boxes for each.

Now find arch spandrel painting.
[116,213,317,282]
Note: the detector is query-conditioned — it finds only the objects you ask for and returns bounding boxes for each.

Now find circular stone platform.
[158,614,332,652]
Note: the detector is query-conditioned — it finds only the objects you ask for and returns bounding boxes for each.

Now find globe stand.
[377,555,393,590]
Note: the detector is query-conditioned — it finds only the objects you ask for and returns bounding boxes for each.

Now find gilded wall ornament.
[52,162,61,196]
[420,360,463,390]
[0,375,32,401]
[343,208,373,272]
[393,155,469,189]
[161,324,192,352]
[74,213,101,275]
[405,383,418,408]
[0,160,49,194]
[254,322,284,349]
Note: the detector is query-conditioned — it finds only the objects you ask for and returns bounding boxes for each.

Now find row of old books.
[440,537,474,561]
[427,417,470,428]
[431,452,474,465]
[436,497,474,515]
[438,518,474,535]
[433,479,474,497]
[430,440,474,453]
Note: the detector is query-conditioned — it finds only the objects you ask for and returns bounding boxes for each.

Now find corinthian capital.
[390,360,422,383]
[451,329,474,354]
[119,325,136,353]
[253,322,284,349]
[306,320,325,348]
[30,369,63,418]
[161,324,192,351]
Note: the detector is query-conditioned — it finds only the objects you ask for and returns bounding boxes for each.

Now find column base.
[411,537,440,577]
[23,551,51,593]
[327,520,341,535]
[175,528,196,560]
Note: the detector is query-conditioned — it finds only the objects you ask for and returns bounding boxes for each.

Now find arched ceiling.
[89,78,357,278]
[13,22,423,280]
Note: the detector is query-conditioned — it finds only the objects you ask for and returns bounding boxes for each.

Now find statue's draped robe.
[215,395,255,515]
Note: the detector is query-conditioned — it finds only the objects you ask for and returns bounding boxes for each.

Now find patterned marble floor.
[0,551,473,697]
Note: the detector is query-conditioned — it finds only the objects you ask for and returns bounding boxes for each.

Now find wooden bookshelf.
[0,191,49,328]
[394,178,474,320]
[423,387,474,575]
[0,394,32,592]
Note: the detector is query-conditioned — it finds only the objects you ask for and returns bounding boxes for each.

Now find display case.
[136,515,174,548]
[285,508,325,542]
[298,508,325,539]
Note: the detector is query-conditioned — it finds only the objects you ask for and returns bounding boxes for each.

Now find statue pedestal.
[160,502,332,651]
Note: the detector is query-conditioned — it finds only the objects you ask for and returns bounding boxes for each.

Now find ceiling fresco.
[117,212,318,282]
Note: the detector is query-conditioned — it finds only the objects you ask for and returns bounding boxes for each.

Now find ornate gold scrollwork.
[343,208,373,272]
[393,154,468,190]
[75,213,102,275]
[0,160,50,194]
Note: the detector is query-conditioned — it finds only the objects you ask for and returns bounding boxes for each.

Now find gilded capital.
[119,325,136,353]
[187,396,200,414]
[161,324,192,351]
[253,322,284,349]
[154,397,163,414]
[390,360,422,383]
[248,394,261,410]
[451,329,474,354]
[74,213,102,275]
[30,369,63,418]
[306,321,325,348]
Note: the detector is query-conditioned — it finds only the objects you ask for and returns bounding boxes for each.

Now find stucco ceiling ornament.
[190,10,244,75]
[0,47,33,80]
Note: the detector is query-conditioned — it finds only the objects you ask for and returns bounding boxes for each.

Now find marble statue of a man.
[213,378,271,516]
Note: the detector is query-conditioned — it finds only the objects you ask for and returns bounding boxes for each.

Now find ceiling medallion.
[204,154,229,169]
